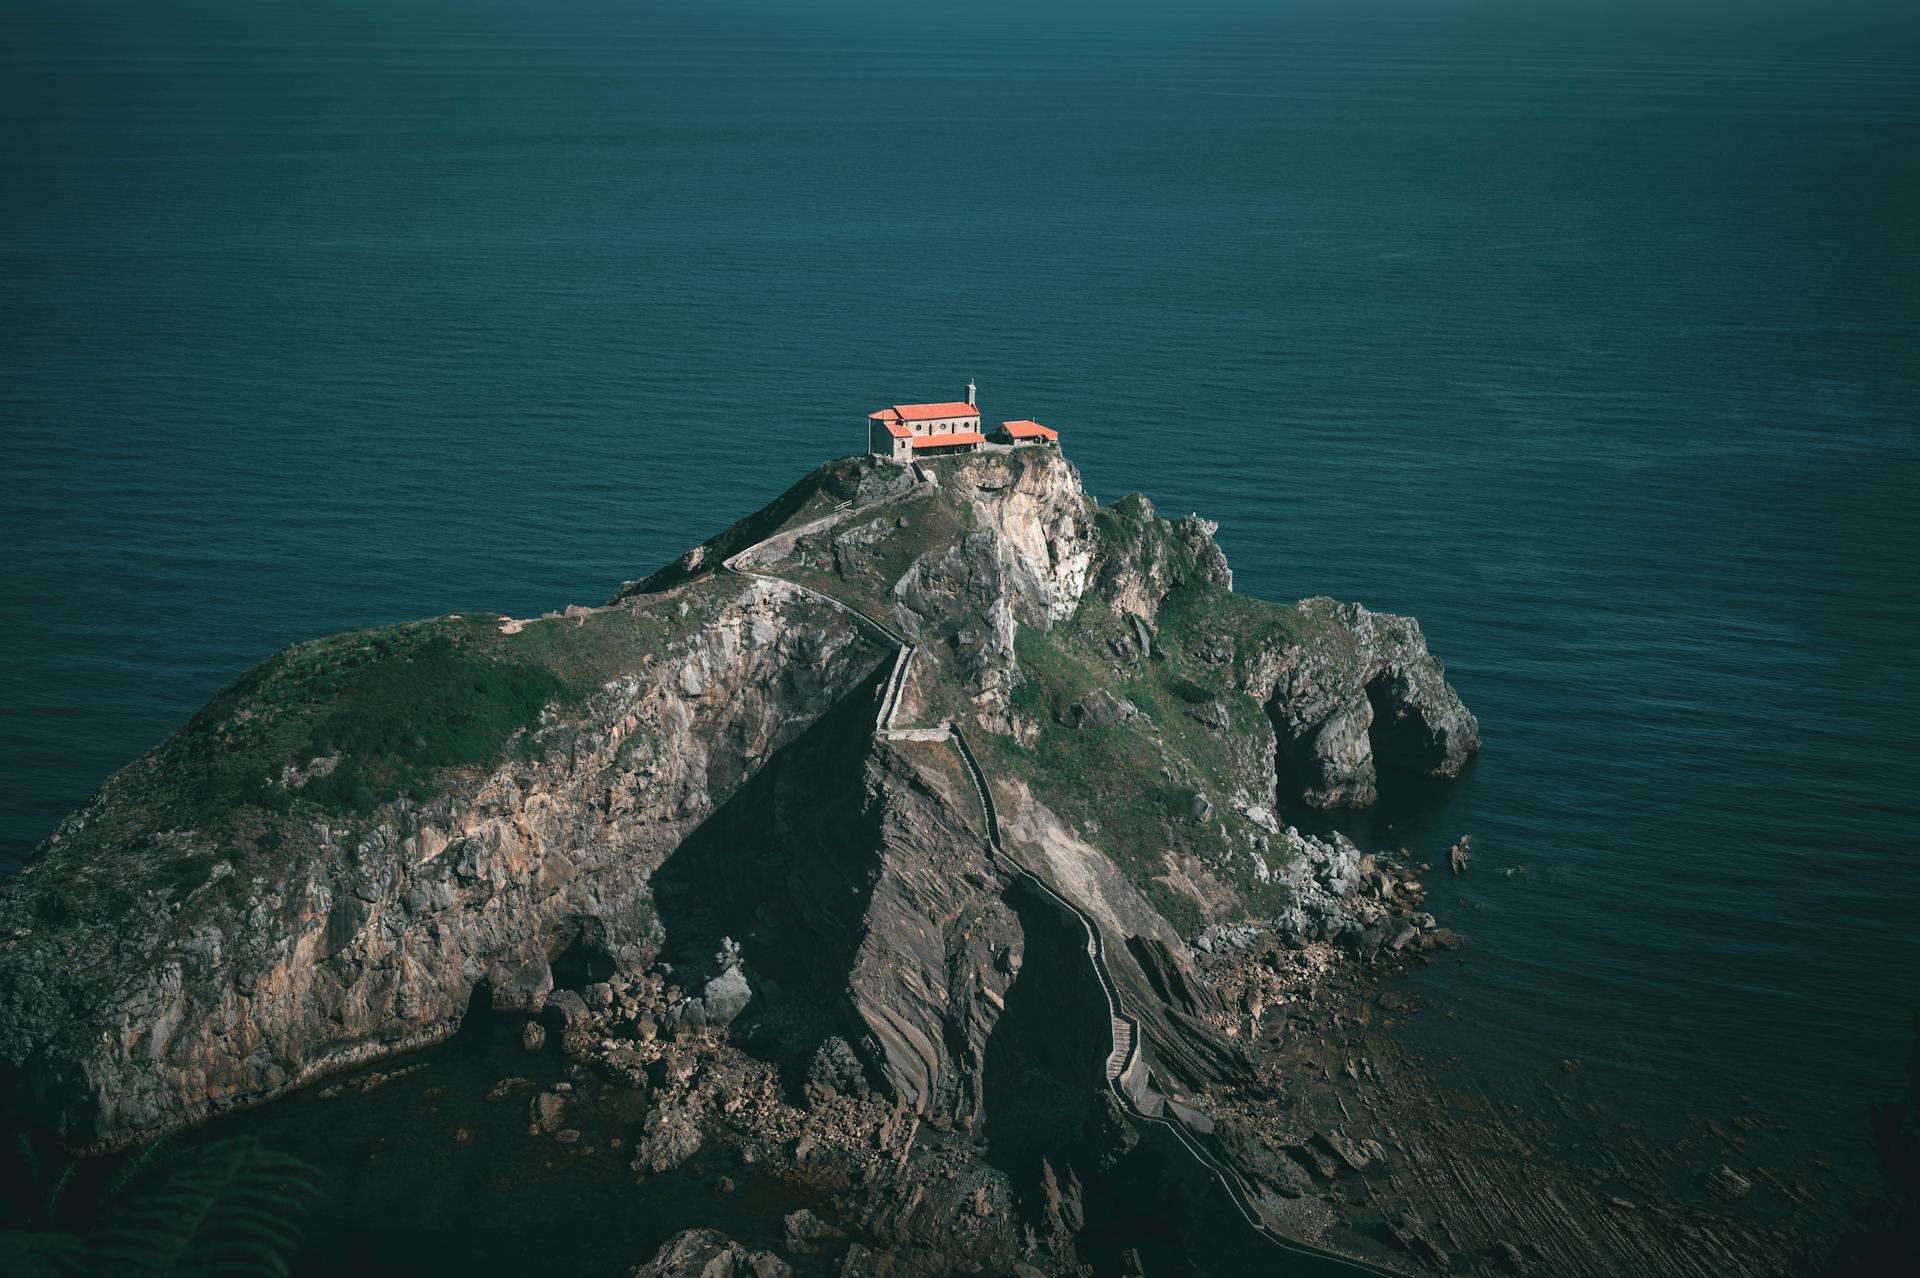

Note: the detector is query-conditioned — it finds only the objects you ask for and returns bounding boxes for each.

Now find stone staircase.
[720,474,1401,1277]
[1105,1016,1134,1081]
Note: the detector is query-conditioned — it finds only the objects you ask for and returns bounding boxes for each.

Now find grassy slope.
[24,577,751,922]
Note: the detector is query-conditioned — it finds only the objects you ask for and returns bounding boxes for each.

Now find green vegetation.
[297,634,571,810]
[0,1134,322,1278]
[108,579,729,868]
[167,615,579,823]
[974,599,1293,923]
[53,446,1307,938]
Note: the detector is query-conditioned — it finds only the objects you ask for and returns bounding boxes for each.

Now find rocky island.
[0,453,1842,1276]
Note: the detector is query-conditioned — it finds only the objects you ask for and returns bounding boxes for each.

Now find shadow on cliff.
[975,875,1109,1218]
[974,888,1290,1275]
[649,665,889,1086]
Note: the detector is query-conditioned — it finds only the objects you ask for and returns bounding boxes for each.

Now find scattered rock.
[529,1090,567,1134]
[632,1228,791,1278]
[520,1021,547,1052]
[782,1208,842,1256]
[631,1101,703,1174]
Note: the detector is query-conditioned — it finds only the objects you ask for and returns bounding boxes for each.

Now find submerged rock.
[1703,1163,1754,1201]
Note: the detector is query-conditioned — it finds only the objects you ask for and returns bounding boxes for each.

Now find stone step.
[1106,1017,1135,1078]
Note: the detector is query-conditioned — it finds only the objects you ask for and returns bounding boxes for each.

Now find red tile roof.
[869,402,981,422]
[909,431,986,449]
[882,421,912,439]
[1001,419,1058,441]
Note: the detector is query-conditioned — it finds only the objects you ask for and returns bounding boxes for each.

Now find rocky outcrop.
[632,1229,790,1278]
[1196,827,1459,958]
[935,452,1094,627]
[881,452,1093,729]
[0,576,885,1149]
[1246,599,1479,809]
[1091,494,1234,625]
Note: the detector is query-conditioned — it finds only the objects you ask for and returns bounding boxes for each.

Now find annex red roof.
[1000,419,1058,441]
[910,431,986,449]
[882,421,912,439]
[869,401,982,423]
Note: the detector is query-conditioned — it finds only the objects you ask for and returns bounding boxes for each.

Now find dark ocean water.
[4,1,1917,1170]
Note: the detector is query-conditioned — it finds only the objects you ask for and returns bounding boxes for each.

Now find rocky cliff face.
[1247,599,1480,809]
[0,449,1477,1159]
[0,577,885,1149]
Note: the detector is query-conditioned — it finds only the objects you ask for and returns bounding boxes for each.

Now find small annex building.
[867,380,1061,461]
[994,419,1058,447]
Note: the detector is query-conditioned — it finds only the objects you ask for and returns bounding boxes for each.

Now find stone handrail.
[718,470,1403,1276]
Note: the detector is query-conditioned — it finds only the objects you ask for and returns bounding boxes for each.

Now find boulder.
[782,1208,843,1257]
[631,1101,702,1174]
[1063,688,1138,730]
[529,1090,567,1134]
[632,1228,791,1278]
[806,1036,871,1101]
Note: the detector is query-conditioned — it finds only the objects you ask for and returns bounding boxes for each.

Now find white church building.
[866,381,1059,461]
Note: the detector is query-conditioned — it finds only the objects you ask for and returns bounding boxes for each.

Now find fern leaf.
[98,1133,176,1212]
[89,1136,321,1278]
[41,1160,77,1227]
